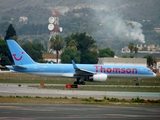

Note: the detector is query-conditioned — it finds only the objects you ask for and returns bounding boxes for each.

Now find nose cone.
[153,73,156,77]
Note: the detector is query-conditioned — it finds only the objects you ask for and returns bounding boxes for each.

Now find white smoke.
[98,14,145,43]
[115,19,145,43]
[129,21,145,43]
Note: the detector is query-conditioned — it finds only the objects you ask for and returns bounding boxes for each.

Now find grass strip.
[0,95,159,106]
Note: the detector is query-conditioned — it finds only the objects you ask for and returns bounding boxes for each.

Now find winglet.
[71,60,78,70]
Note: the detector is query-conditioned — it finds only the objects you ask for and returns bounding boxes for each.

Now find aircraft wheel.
[81,81,85,85]
[74,81,78,85]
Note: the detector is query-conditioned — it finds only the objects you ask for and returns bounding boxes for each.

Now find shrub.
[89,97,94,100]
[35,96,41,98]
[94,99,103,102]
[110,98,119,102]
[72,97,78,99]
[132,97,144,103]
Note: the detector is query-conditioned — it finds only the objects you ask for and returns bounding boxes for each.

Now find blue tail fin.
[6,39,36,65]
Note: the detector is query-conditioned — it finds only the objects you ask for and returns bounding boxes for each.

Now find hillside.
[0,0,160,51]
[0,0,160,20]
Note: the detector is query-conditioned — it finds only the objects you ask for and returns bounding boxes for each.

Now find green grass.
[0,95,159,105]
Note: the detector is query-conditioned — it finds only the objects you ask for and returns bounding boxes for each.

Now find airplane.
[6,39,156,86]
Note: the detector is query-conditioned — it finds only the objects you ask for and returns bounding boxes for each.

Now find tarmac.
[0,103,160,120]
[0,83,160,120]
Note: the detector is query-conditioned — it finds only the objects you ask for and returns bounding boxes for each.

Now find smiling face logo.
[13,52,24,61]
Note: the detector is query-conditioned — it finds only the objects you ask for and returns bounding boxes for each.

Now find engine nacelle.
[92,74,108,82]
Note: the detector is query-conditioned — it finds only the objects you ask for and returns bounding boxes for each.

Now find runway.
[0,83,160,100]
[0,83,160,120]
[0,103,160,120]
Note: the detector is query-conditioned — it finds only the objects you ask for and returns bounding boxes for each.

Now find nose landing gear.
[136,78,141,86]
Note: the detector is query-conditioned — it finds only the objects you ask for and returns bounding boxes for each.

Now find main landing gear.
[74,78,85,85]
[136,78,141,86]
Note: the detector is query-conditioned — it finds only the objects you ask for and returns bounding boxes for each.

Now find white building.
[19,16,28,23]
[98,58,147,66]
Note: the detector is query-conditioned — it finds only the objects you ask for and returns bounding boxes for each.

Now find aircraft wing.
[71,60,95,76]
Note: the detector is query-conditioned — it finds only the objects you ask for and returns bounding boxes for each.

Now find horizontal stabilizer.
[12,65,27,70]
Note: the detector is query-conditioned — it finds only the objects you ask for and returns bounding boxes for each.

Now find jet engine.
[91,74,108,82]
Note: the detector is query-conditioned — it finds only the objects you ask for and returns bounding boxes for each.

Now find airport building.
[98,58,147,66]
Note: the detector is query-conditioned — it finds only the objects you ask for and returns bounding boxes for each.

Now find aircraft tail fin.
[6,39,36,65]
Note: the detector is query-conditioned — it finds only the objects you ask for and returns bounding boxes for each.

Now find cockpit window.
[148,69,152,72]
[147,68,152,72]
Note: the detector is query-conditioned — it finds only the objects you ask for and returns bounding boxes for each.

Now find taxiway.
[0,103,160,120]
[0,83,159,100]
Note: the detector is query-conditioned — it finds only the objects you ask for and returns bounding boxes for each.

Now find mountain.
[0,0,160,20]
[0,0,160,51]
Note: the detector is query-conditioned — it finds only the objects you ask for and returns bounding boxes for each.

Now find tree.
[76,33,95,52]
[61,47,81,63]
[134,46,138,58]
[65,33,95,52]
[143,55,154,66]
[81,51,98,64]
[4,24,17,41]
[21,41,44,62]
[90,44,98,52]
[0,37,13,65]
[64,32,97,63]
[50,35,64,63]
[128,42,134,55]
[99,47,115,57]
[68,40,78,50]
[121,54,128,58]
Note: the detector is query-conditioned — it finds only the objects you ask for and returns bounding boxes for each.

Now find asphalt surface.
[0,83,160,120]
[0,83,160,100]
[0,104,160,120]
